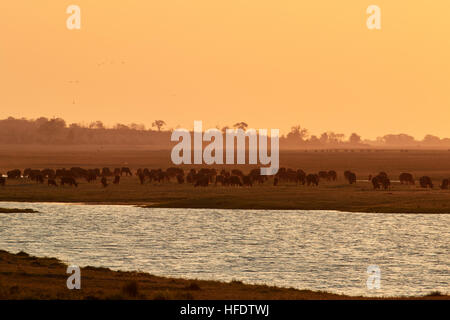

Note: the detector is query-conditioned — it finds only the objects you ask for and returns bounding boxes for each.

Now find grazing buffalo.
[86,170,97,183]
[101,177,108,188]
[306,174,319,186]
[378,172,388,179]
[121,167,133,176]
[242,175,252,187]
[371,175,390,190]
[48,179,58,187]
[344,171,356,184]
[419,176,433,188]
[35,175,44,184]
[328,170,337,181]
[102,168,113,177]
[138,173,146,185]
[231,169,244,177]
[0,177,5,186]
[176,174,185,184]
[114,168,121,176]
[440,179,449,190]
[113,176,120,184]
[41,169,56,179]
[318,171,329,181]
[273,177,279,186]
[60,177,78,187]
[7,169,21,179]
[229,175,242,187]
[215,174,226,186]
[194,175,209,187]
[399,173,414,185]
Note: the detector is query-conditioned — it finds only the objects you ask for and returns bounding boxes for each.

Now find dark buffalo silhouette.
[306,174,319,186]
[101,177,108,188]
[215,174,226,186]
[328,170,337,181]
[176,174,185,184]
[371,174,390,190]
[419,176,433,188]
[231,169,244,177]
[60,177,78,187]
[344,171,356,184]
[273,177,279,186]
[229,175,242,187]
[242,175,252,187]
[121,167,132,176]
[194,175,209,187]
[35,175,44,184]
[113,176,120,184]
[399,173,414,185]
[7,169,21,179]
[114,168,121,176]
[48,179,58,187]
[0,177,5,186]
[42,169,56,179]
[440,179,449,190]
[86,170,97,183]
[102,168,113,177]
[378,172,388,179]
[138,173,146,185]
[318,171,329,181]
[296,169,306,185]
[70,167,88,178]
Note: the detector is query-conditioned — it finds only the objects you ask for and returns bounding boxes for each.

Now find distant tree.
[349,133,362,144]
[114,123,130,130]
[89,121,105,129]
[382,134,416,145]
[288,125,309,141]
[37,117,66,137]
[152,120,166,131]
[319,132,329,144]
[423,135,441,145]
[309,135,320,145]
[233,122,248,131]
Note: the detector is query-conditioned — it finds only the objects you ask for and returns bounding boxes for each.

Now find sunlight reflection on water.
[0,202,448,297]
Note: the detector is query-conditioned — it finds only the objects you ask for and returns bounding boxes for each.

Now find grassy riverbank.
[0,250,447,300]
[1,147,450,213]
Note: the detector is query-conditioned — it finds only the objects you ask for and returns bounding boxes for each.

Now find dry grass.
[0,250,447,300]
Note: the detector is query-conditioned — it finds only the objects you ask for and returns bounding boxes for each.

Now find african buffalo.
[328,170,337,181]
[60,177,78,187]
[7,169,21,179]
[440,179,449,190]
[344,171,356,184]
[306,174,319,186]
[419,176,433,188]
[0,177,5,186]
[121,167,132,176]
[399,173,414,185]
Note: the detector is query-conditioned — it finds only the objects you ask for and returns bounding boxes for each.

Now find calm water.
[0,202,448,297]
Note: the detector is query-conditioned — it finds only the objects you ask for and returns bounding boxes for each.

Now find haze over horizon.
[1,1,450,140]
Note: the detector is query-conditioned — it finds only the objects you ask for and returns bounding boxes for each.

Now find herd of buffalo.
[0,166,449,190]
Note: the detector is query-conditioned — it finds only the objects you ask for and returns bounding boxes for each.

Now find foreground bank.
[0,250,447,300]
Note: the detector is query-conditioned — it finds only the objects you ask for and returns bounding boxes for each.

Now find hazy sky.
[1,1,449,139]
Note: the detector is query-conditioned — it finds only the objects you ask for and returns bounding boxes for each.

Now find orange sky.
[1,1,449,139]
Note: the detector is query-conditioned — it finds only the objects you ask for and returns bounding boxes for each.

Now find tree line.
[0,117,449,148]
